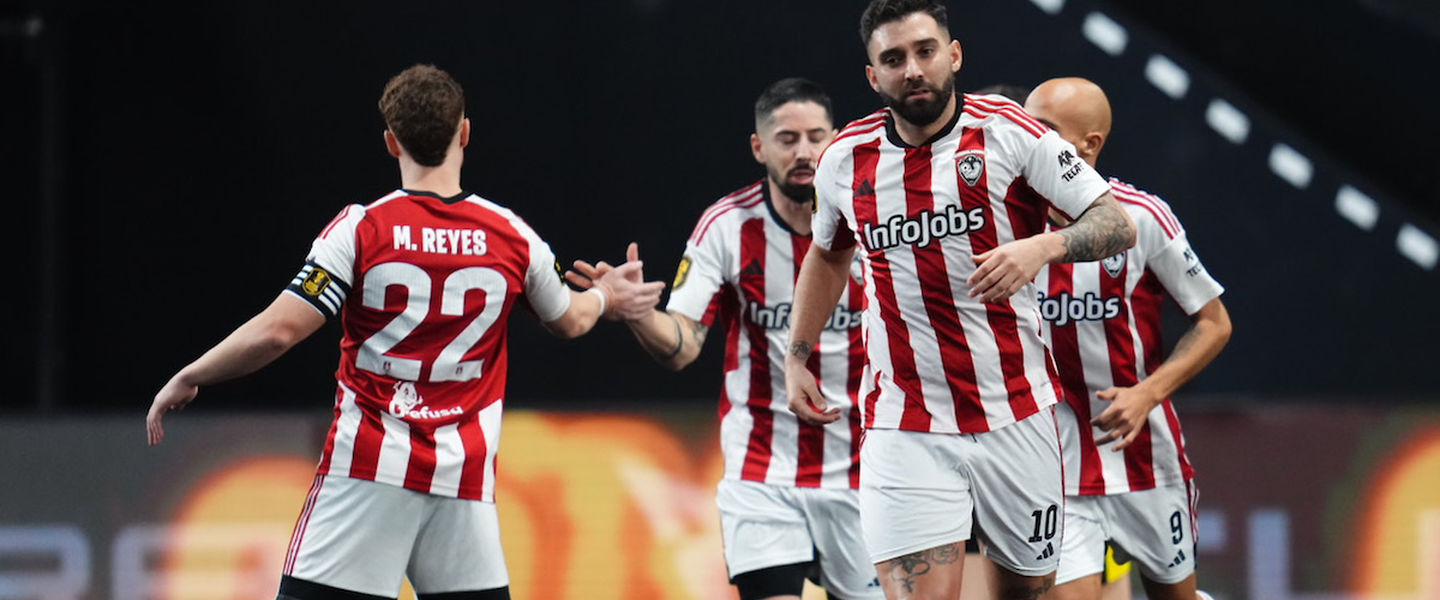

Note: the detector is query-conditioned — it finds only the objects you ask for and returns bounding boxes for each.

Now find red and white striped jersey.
[667,181,867,489]
[1037,178,1225,495]
[284,189,571,502]
[811,94,1112,434]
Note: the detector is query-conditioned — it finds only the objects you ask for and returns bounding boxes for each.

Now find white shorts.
[284,475,509,596]
[1054,481,1199,585]
[717,479,884,599]
[859,408,1064,576]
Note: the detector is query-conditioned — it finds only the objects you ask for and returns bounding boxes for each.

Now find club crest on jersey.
[673,255,693,290]
[1102,252,1127,278]
[956,150,985,186]
[301,267,332,296]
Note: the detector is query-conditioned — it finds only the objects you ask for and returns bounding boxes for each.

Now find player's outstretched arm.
[785,242,854,425]
[1093,297,1232,450]
[545,243,664,339]
[567,244,709,371]
[147,293,326,446]
[968,191,1136,303]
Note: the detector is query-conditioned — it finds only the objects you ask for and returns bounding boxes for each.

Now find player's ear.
[950,40,963,73]
[383,129,403,158]
[865,64,880,93]
[750,132,765,164]
[458,118,471,149]
[1082,132,1106,164]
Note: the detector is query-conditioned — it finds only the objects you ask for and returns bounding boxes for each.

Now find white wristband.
[586,286,608,316]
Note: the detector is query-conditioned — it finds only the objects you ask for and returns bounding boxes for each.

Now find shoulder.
[1107,178,1183,241]
[819,109,889,167]
[687,181,767,244]
[960,94,1049,140]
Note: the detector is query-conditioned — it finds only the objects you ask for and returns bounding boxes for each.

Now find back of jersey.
[290,189,570,500]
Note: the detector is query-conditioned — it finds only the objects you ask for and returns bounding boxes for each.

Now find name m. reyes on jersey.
[389,225,489,256]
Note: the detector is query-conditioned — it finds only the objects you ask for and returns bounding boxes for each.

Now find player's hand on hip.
[147,376,198,446]
[785,349,840,425]
[1091,385,1161,451]
[967,237,1049,303]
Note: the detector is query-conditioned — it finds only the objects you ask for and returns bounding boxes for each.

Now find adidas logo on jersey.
[862,204,986,251]
[1036,541,1055,561]
[1035,290,1122,326]
[855,179,876,199]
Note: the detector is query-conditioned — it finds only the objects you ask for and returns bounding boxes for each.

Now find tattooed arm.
[622,309,710,371]
[967,191,1136,303]
[785,242,854,425]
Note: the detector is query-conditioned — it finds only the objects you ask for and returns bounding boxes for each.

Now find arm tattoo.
[882,544,961,593]
[787,341,813,361]
[1058,197,1134,263]
[659,312,685,359]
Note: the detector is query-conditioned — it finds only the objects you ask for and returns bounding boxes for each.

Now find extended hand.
[1091,385,1162,451]
[785,348,841,425]
[967,237,1052,303]
[590,243,664,321]
[146,376,198,446]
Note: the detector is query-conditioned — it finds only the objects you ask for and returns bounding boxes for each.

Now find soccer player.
[1025,77,1229,600]
[784,1,1138,598]
[145,64,664,600]
[568,78,882,600]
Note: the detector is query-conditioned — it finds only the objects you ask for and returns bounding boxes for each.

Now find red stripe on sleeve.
[738,218,775,482]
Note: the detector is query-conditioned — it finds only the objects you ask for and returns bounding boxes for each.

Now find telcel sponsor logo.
[746,302,863,331]
[863,204,985,251]
[1036,291,1121,326]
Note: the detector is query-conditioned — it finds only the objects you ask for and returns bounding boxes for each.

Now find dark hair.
[973,84,1033,104]
[378,64,466,167]
[859,0,949,47]
[754,77,834,128]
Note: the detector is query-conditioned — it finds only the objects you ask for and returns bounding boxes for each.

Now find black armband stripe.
[286,262,350,318]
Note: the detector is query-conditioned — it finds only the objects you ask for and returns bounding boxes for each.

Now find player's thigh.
[1054,496,1107,586]
[1100,482,1197,585]
[969,408,1064,577]
[286,475,424,597]
[406,496,509,595]
[858,429,973,565]
[717,479,814,581]
[799,488,884,599]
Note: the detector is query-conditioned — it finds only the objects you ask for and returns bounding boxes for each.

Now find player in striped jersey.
[569,78,881,600]
[145,64,664,600]
[785,2,1138,599]
[1025,78,1230,600]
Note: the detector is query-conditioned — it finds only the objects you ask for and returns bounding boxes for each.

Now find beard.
[879,71,957,128]
[769,166,816,203]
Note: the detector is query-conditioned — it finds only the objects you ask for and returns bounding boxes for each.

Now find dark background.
[3,0,1436,415]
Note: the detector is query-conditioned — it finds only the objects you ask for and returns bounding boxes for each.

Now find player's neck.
[767,179,813,236]
[892,93,958,147]
[399,158,463,198]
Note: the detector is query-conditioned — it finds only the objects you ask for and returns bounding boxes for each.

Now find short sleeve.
[520,228,572,323]
[1021,131,1112,220]
[1147,231,1224,315]
[666,225,729,325]
[811,152,857,252]
[284,204,365,318]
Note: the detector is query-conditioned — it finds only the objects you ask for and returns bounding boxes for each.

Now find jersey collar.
[401,189,471,204]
